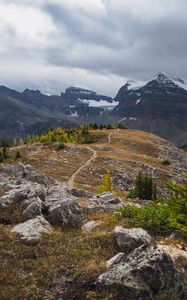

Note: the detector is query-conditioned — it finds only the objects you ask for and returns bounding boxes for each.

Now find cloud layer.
[0,0,187,96]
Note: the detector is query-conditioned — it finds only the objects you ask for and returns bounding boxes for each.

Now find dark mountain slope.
[112,72,187,146]
[0,86,114,140]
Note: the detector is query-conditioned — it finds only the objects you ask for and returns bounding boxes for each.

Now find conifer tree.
[0,151,4,163]
[18,138,24,146]
[97,169,113,194]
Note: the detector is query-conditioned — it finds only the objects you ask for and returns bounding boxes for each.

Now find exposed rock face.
[112,72,187,146]
[12,216,52,245]
[18,163,54,186]
[46,197,83,227]
[106,253,125,268]
[0,164,83,228]
[158,244,187,261]
[71,188,94,199]
[85,192,123,213]
[22,199,42,221]
[114,226,151,253]
[98,245,186,300]
[45,185,83,227]
[0,85,113,140]
[0,72,187,146]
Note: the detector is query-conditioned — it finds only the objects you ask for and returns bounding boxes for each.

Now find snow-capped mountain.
[0,72,186,147]
[0,85,115,140]
[111,72,187,146]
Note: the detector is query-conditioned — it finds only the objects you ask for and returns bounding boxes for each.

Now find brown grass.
[0,223,119,300]
[8,129,186,194]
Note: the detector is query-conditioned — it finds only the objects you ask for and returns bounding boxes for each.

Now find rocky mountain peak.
[22,89,43,98]
[145,72,187,92]
[113,72,187,146]
[154,72,185,84]
[123,72,187,92]
[65,87,97,97]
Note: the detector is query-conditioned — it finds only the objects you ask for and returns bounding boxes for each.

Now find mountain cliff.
[112,72,187,146]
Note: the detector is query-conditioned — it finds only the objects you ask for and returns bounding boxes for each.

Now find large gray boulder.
[47,198,83,227]
[12,216,52,245]
[114,226,151,253]
[46,185,83,227]
[98,245,186,300]
[0,164,83,228]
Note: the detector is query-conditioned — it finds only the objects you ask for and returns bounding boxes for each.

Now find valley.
[0,128,187,299]
[16,128,186,195]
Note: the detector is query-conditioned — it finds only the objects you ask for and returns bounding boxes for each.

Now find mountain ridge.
[0,71,187,146]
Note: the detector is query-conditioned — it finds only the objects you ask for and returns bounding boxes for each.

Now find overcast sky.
[0,0,187,96]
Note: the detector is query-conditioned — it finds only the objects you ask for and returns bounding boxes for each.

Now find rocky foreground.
[0,163,187,299]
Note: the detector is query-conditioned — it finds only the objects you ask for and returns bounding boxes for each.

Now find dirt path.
[68,132,112,189]
[68,146,97,188]
[108,132,112,143]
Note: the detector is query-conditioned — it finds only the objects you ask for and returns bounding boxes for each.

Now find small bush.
[56,142,66,150]
[162,159,171,166]
[15,150,21,159]
[119,180,187,236]
[0,152,4,163]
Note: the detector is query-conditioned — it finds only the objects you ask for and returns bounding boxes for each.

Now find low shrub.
[56,142,66,150]
[162,159,171,166]
[119,181,187,236]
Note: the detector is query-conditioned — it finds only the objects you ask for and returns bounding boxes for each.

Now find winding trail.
[68,146,97,188]
[68,132,113,189]
[108,132,112,143]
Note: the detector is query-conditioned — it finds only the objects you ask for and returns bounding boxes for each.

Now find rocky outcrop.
[106,252,125,268]
[98,244,186,300]
[12,216,52,245]
[0,164,83,228]
[18,163,54,186]
[85,192,123,213]
[46,198,83,227]
[114,226,151,253]
[45,185,83,227]
[0,84,113,141]
[22,199,43,221]
[71,188,94,199]
[112,72,187,146]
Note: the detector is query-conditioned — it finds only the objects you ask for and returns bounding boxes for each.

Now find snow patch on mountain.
[136,99,141,105]
[126,80,147,91]
[79,98,119,109]
[126,72,187,92]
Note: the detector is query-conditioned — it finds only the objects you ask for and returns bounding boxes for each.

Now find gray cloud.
[0,0,187,96]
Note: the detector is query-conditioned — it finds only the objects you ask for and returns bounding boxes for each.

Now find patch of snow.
[70,111,79,118]
[173,80,187,91]
[136,98,141,105]
[152,72,187,91]
[79,91,93,95]
[118,117,127,124]
[129,117,137,121]
[126,80,147,91]
[125,72,187,92]
[79,98,119,109]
